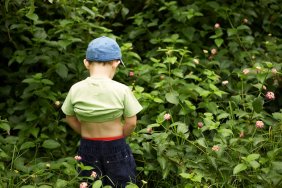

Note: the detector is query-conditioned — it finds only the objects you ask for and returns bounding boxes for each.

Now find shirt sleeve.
[123,87,143,117]
[61,88,75,116]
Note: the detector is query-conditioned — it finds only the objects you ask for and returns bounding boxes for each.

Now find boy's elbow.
[124,115,137,127]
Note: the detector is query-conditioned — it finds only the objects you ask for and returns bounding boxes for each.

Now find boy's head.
[86,36,125,66]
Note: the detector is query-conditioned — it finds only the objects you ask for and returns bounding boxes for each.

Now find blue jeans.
[78,138,136,187]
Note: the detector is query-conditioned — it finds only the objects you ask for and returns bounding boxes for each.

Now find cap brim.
[120,59,125,67]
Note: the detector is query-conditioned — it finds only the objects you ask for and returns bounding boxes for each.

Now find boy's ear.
[83,59,90,69]
[112,60,121,68]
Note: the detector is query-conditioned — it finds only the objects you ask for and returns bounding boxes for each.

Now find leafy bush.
[0,0,281,187]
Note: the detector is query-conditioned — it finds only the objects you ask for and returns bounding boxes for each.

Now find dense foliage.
[0,0,282,187]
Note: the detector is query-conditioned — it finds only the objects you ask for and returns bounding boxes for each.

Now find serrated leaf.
[42,139,60,149]
[153,98,164,103]
[233,163,247,174]
[55,179,68,188]
[56,63,68,79]
[272,112,282,121]
[249,161,260,169]
[227,28,237,37]
[26,13,39,22]
[196,138,207,148]
[215,38,224,47]
[157,156,167,170]
[92,180,102,188]
[218,128,233,137]
[252,97,264,113]
[0,121,10,134]
[125,184,139,188]
[246,153,260,162]
[20,142,35,150]
[165,91,179,105]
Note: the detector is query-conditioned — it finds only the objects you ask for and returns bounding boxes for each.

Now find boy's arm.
[123,115,137,137]
[65,115,81,135]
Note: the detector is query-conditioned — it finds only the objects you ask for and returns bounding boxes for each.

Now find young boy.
[61,36,143,187]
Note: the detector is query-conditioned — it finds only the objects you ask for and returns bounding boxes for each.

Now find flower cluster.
[197,122,203,128]
[222,80,228,86]
[74,155,82,161]
[129,71,134,77]
[91,171,97,178]
[242,69,250,75]
[80,182,88,188]
[265,91,275,100]
[256,121,264,129]
[164,113,171,121]
[212,145,220,151]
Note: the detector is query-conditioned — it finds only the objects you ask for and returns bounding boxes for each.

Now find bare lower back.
[80,117,123,138]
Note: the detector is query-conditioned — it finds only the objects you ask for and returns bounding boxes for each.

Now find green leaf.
[42,139,61,149]
[215,38,224,47]
[0,120,10,134]
[153,98,164,103]
[227,28,237,37]
[196,138,207,148]
[92,180,102,188]
[233,163,247,174]
[180,172,192,179]
[249,161,260,169]
[55,179,68,188]
[165,91,179,105]
[184,100,196,110]
[25,13,39,22]
[20,142,36,150]
[252,97,264,113]
[217,112,229,120]
[125,184,139,188]
[246,154,260,162]
[218,128,233,137]
[56,63,68,79]
[171,122,188,134]
[272,112,282,121]
[82,6,96,17]
[157,156,167,170]
[172,69,184,78]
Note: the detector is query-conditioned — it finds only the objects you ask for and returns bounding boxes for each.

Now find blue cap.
[86,36,125,66]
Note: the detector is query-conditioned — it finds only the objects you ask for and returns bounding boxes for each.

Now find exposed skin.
[65,59,137,138]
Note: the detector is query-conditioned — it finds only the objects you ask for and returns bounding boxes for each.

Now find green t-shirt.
[61,77,143,122]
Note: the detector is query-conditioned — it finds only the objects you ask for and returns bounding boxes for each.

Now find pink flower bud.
[214,23,220,29]
[212,145,220,151]
[91,171,97,178]
[129,71,134,77]
[243,18,248,23]
[211,48,217,55]
[164,113,171,121]
[80,182,88,188]
[239,131,244,138]
[265,91,275,100]
[262,85,267,90]
[54,101,61,107]
[147,127,153,134]
[193,59,199,64]
[222,80,229,86]
[243,69,250,75]
[197,122,203,128]
[271,68,277,74]
[256,121,264,129]
[74,155,82,161]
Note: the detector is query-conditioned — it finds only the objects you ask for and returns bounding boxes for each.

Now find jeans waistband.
[83,135,124,141]
[79,138,127,154]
